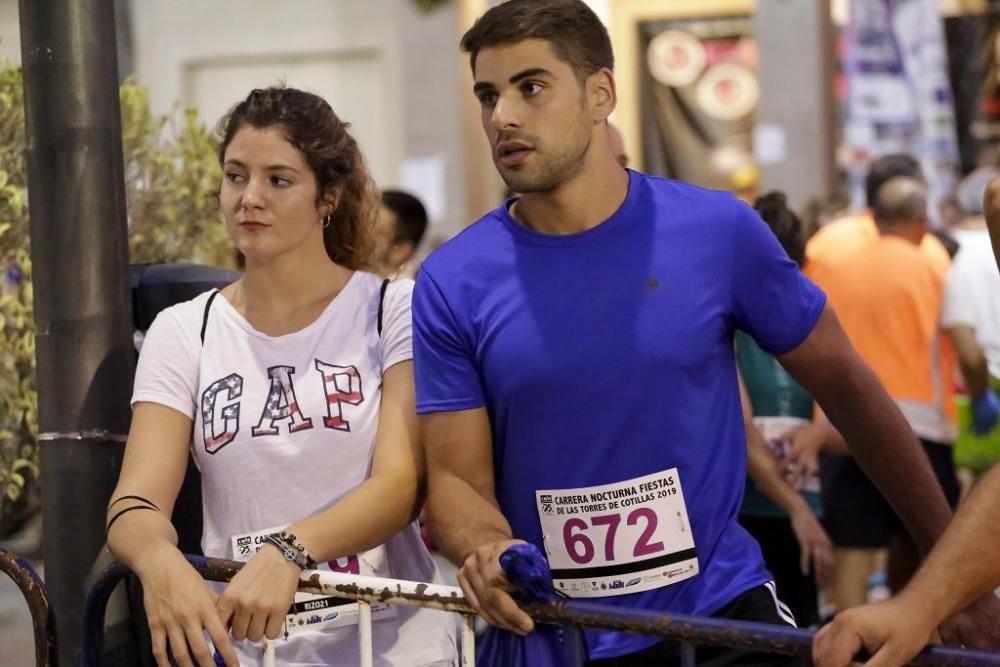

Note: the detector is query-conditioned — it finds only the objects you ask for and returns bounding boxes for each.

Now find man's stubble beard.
[498,124,592,195]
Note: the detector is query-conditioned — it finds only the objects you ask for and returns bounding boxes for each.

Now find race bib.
[536,469,698,598]
[230,526,394,636]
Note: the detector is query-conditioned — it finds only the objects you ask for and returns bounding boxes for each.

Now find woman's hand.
[136,545,240,667]
[781,423,824,483]
[217,542,302,643]
[788,502,836,587]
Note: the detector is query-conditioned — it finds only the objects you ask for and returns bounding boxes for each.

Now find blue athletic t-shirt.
[413,171,826,660]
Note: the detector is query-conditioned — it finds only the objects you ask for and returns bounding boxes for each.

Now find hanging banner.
[966,7,1000,166]
[843,0,960,220]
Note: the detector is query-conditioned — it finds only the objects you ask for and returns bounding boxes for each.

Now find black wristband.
[108,494,160,512]
[105,505,157,537]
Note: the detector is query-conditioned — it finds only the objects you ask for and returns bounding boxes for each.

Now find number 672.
[563,508,664,565]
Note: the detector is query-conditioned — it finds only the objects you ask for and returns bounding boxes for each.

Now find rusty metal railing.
[81,555,477,667]
[80,555,1000,666]
[0,548,58,667]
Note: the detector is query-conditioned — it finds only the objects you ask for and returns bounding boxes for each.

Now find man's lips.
[496,143,534,168]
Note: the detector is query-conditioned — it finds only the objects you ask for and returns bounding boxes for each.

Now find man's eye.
[478,91,498,107]
[523,82,543,95]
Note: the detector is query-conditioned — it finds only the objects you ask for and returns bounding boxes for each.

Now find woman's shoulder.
[143,288,221,341]
[353,271,414,305]
[158,288,222,323]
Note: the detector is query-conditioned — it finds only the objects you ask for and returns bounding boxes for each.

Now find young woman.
[106,87,457,667]
[738,191,846,627]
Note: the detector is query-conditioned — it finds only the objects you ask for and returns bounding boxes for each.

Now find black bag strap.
[200,280,389,343]
[200,290,220,344]
[377,278,391,337]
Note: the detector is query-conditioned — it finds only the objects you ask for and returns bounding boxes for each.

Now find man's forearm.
[945,326,989,399]
[902,464,1000,622]
[428,471,515,565]
[817,363,952,552]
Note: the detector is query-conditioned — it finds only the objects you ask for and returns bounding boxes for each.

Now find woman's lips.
[239,221,268,231]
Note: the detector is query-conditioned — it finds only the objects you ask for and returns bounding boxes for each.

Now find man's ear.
[391,239,417,268]
[587,67,617,122]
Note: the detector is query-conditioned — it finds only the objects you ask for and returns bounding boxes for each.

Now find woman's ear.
[321,190,340,219]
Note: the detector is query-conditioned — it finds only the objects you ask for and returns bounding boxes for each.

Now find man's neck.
[877,223,925,246]
[511,158,629,236]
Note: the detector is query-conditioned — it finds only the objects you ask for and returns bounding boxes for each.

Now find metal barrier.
[81,555,476,667]
[81,555,1000,667]
[0,547,58,667]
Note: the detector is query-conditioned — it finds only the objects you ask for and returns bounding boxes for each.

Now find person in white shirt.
[105,86,457,667]
[812,171,1000,667]
[943,169,1000,384]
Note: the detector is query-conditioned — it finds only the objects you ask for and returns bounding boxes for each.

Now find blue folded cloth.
[476,543,586,666]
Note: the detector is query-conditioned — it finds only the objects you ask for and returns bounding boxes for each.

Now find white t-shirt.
[132,271,457,667]
[942,228,1000,380]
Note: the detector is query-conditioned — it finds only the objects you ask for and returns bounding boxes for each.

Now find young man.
[412,0,1000,663]
[372,189,429,277]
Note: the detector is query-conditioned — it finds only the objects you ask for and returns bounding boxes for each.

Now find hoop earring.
[322,215,332,229]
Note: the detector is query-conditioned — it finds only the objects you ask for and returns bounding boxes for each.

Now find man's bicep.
[422,407,496,497]
[776,304,866,401]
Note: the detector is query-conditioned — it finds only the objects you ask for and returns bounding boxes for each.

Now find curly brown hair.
[217,87,378,270]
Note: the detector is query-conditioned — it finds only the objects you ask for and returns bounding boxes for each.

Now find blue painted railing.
[80,555,1000,667]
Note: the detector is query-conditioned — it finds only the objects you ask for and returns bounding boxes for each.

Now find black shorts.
[739,515,820,627]
[820,440,960,549]
[584,583,801,666]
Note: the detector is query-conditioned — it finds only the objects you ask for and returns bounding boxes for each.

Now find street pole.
[18,0,135,663]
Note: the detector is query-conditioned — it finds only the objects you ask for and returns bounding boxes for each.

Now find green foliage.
[0,64,231,535]
[122,85,231,267]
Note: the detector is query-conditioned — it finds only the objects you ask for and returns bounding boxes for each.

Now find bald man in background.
[608,122,628,168]
[813,178,1000,667]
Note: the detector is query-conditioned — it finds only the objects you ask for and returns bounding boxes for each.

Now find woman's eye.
[271,175,291,187]
[225,172,245,184]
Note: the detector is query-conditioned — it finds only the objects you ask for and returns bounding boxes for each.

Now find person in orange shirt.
[812,177,1000,667]
[805,153,950,279]
[812,177,962,613]
[807,154,952,614]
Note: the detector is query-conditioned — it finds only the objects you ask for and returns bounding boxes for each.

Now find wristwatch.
[263,531,317,570]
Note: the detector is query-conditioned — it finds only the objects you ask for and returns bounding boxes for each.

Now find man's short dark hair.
[382,190,428,248]
[865,153,923,208]
[460,0,614,82]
